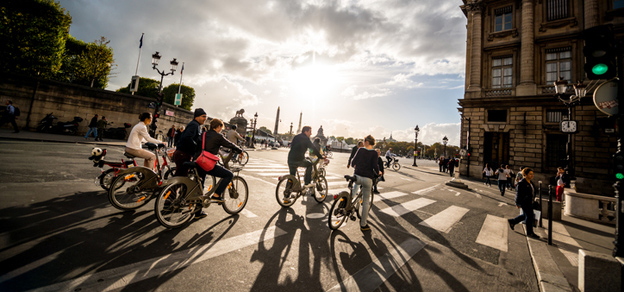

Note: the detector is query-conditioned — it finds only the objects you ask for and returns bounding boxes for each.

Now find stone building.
[458,0,624,195]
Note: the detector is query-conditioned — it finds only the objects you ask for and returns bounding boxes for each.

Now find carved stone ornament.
[466,1,485,12]
[539,17,578,32]
[487,28,519,41]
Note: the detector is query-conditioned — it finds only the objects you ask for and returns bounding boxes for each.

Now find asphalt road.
[0,140,538,291]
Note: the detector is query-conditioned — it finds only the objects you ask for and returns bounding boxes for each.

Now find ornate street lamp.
[251,112,258,148]
[413,125,420,167]
[150,51,178,135]
[553,77,587,178]
[443,136,448,157]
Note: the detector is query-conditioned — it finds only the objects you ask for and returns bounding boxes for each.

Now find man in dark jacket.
[508,168,540,239]
[84,114,98,140]
[347,141,364,168]
[287,126,323,193]
[172,109,207,177]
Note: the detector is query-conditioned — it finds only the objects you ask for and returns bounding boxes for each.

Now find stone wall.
[0,74,194,138]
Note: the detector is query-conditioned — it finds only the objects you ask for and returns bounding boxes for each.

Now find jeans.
[510,204,535,236]
[498,180,506,195]
[125,147,156,170]
[352,174,373,227]
[288,159,313,185]
[206,164,233,196]
[484,176,492,186]
[84,127,97,138]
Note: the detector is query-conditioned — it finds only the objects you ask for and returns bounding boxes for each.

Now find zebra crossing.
[241,157,351,189]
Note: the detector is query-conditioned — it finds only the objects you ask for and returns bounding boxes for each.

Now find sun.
[289,62,341,100]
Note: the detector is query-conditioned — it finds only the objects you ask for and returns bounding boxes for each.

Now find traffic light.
[614,151,624,180]
[583,25,616,80]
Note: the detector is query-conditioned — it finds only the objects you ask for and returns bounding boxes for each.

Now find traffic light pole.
[614,42,624,259]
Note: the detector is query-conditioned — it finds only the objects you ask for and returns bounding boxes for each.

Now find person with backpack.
[0,100,19,133]
[84,114,99,140]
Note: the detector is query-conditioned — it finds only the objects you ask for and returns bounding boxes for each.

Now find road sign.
[593,80,618,116]
[165,110,174,117]
[174,94,183,106]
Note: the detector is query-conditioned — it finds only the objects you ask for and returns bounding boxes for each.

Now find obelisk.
[274,107,280,136]
[296,111,302,133]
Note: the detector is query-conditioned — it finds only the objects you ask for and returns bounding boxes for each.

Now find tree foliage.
[56,36,114,88]
[0,0,72,78]
[117,77,161,98]
[161,83,195,111]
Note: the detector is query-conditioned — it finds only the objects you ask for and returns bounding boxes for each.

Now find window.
[546,48,571,85]
[615,0,624,9]
[492,56,513,88]
[488,110,507,122]
[494,6,513,32]
[546,110,568,123]
[546,134,567,168]
[546,0,569,21]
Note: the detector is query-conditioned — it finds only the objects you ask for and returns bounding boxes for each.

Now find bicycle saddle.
[344,175,356,182]
[124,152,137,159]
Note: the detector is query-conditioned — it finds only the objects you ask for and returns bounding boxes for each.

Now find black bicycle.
[328,175,375,230]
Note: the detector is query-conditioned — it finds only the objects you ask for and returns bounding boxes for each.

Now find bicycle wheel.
[276,177,297,208]
[319,168,326,178]
[222,176,249,214]
[163,167,176,180]
[392,162,401,171]
[326,151,333,158]
[99,168,118,191]
[328,192,349,230]
[154,182,197,229]
[108,171,153,210]
[237,151,249,166]
[313,176,328,203]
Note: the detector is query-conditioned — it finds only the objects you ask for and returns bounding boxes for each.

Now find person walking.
[347,141,363,169]
[483,164,493,186]
[506,165,514,190]
[448,158,456,177]
[555,167,568,202]
[350,135,381,231]
[167,125,176,148]
[508,168,540,239]
[0,100,19,133]
[439,157,444,172]
[495,164,508,196]
[174,126,184,146]
[84,114,98,140]
[125,113,163,170]
[373,148,384,194]
[96,116,108,141]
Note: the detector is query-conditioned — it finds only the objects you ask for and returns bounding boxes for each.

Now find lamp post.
[413,125,420,166]
[553,77,586,179]
[251,112,258,148]
[443,136,448,157]
[150,51,178,135]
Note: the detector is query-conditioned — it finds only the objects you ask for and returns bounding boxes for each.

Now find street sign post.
[174,94,183,106]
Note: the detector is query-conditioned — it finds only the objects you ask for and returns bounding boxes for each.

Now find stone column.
[584,0,599,29]
[517,0,537,96]
[467,1,483,93]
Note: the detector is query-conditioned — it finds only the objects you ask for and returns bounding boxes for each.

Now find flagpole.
[132,33,144,95]
[176,63,184,107]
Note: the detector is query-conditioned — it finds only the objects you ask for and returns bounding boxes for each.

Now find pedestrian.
[174,126,184,146]
[0,100,19,133]
[167,125,176,148]
[483,163,493,186]
[448,158,455,177]
[350,135,381,231]
[515,166,524,186]
[506,165,514,190]
[84,114,98,140]
[373,148,384,194]
[96,116,108,141]
[439,157,444,172]
[508,168,540,239]
[347,141,364,169]
[555,167,568,201]
[125,113,163,170]
[495,164,508,196]
[443,157,449,173]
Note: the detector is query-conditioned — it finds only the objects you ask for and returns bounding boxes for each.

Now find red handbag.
[195,132,220,171]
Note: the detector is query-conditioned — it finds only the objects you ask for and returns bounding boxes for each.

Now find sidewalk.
[404,163,617,292]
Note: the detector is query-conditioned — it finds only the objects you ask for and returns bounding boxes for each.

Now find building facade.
[458,0,624,195]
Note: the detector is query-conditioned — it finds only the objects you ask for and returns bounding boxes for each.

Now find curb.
[524,226,572,292]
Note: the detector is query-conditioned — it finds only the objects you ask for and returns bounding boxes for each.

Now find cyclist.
[286,126,323,202]
[173,108,207,178]
[350,135,381,231]
[125,112,164,171]
[222,125,246,167]
[385,148,395,167]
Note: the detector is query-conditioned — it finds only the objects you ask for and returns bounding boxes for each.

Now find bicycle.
[386,156,401,171]
[324,148,333,158]
[154,162,249,229]
[275,158,328,207]
[318,157,330,178]
[328,175,376,230]
[106,143,180,211]
[89,148,138,191]
[218,147,249,167]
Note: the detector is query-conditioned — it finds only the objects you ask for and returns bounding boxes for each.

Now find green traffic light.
[592,63,609,75]
[617,173,624,180]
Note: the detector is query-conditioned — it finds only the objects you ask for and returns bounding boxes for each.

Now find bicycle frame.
[279,158,322,193]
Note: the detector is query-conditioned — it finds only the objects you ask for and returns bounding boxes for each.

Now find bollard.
[548,185,553,245]
[538,181,543,228]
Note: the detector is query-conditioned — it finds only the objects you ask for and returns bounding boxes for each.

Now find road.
[0,140,538,291]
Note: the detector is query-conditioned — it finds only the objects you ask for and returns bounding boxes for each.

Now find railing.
[564,189,616,225]
[484,88,512,97]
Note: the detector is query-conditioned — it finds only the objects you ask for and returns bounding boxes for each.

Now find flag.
[180,63,184,75]
[139,33,143,48]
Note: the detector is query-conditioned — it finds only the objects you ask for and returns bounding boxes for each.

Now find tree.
[0,0,72,78]
[57,36,114,88]
[345,137,355,145]
[161,83,195,111]
[117,77,160,98]
[258,126,272,135]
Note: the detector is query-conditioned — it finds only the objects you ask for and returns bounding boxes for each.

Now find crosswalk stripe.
[25,226,288,292]
[377,191,408,200]
[328,181,348,187]
[258,172,291,176]
[419,205,469,233]
[239,209,258,218]
[243,165,286,168]
[328,237,426,292]
[475,214,508,252]
[245,168,289,172]
[551,221,581,267]
[379,198,436,217]
[412,184,439,195]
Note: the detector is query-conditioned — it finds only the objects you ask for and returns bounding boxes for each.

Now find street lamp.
[251,112,258,148]
[150,51,178,135]
[413,125,420,166]
[553,77,587,178]
[443,136,448,157]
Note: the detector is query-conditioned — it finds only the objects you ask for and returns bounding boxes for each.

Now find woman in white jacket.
[125,112,163,170]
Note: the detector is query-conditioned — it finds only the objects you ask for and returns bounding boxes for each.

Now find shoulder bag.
[195,132,220,171]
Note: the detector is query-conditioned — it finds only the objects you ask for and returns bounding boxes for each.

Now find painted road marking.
[240,209,258,218]
[412,184,439,195]
[328,181,349,187]
[447,189,461,196]
[475,214,508,252]
[419,205,469,233]
[377,191,408,200]
[379,198,436,217]
[27,226,288,292]
[327,237,426,292]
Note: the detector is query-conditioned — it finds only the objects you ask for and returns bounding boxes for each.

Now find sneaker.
[360,225,371,231]
[194,211,207,220]
[527,234,540,239]
[373,190,380,194]
[508,219,515,231]
[210,196,224,203]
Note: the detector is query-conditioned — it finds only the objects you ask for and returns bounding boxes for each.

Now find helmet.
[91,148,103,157]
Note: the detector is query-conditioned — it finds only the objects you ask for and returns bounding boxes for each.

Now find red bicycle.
[89,148,138,191]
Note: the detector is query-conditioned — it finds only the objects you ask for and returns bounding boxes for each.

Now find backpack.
[13,106,20,117]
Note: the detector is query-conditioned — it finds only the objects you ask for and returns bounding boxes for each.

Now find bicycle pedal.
[350,215,356,221]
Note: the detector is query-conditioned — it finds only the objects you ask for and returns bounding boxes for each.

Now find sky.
[57,0,467,146]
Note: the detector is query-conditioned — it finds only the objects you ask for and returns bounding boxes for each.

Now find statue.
[235,109,245,118]
[317,125,324,137]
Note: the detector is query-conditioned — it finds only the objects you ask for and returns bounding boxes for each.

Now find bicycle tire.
[392,162,401,171]
[108,171,152,210]
[99,168,119,191]
[222,176,249,214]
[313,176,328,203]
[238,151,249,166]
[320,168,326,178]
[154,182,197,229]
[163,167,176,180]
[326,151,333,158]
[328,192,349,230]
[276,177,297,208]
